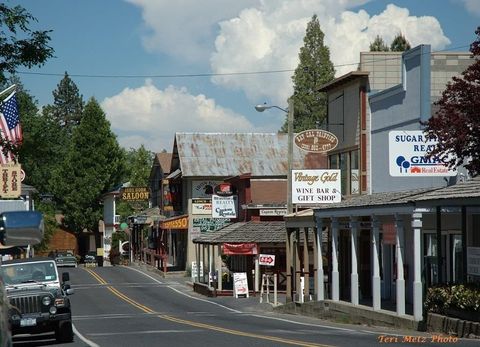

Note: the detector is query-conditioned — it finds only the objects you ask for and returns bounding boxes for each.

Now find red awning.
[222,243,258,255]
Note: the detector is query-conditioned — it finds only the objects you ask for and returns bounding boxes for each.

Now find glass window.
[329,154,338,169]
[340,153,348,196]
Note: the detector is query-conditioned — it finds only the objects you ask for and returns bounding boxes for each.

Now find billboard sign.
[292,169,341,204]
[389,131,457,177]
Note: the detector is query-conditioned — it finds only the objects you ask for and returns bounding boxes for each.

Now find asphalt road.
[12,265,479,347]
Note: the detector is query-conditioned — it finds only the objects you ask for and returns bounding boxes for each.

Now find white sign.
[212,195,238,218]
[389,131,456,177]
[467,247,480,277]
[259,209,287,216]
[292,170,341,204]
[233,272,249,298]
[259,254,275,266]
[191,198,212,215]
[191,261,204,280]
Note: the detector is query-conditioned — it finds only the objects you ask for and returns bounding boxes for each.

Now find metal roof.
[174,132,326,177]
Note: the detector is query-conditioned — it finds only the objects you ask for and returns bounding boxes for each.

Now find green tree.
[285,14,335,132]
[115,145,154,221]
[52,98,125,236]
[0,4,54,83]
[423,26,480,176]
[370,35,389,52]
[48,72,84,132]
[390,33,411,52]
[16,83,67,195]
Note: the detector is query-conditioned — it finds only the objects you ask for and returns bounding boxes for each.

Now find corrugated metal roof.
[174,132,327,177]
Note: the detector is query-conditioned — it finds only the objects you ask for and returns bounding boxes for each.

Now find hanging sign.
[294,129,338,153]
[259,254,275,266]
[222,243,258,255]
[0,163,21,198]
[120,187,150,201]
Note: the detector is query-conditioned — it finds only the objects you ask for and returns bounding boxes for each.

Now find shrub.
[425,283,480,314]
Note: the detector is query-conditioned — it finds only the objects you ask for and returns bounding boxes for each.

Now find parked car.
[54,251,78,268]
[0,211,45,347]
[1,257,74,343]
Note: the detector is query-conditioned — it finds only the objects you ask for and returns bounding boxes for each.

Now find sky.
[9,0,480,153]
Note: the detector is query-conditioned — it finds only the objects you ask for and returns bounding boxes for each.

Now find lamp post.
[255,98,294,214]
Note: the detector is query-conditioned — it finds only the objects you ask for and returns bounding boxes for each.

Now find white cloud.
[210,2,450,105]
[101,81,255,152]
[125,0,259,62]
[460,0,480,16]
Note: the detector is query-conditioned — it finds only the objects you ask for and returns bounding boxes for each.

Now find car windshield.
[1,261,58,285]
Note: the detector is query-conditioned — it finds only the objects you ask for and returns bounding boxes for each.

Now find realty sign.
[212,195,238,218]
[389,131,456,177]
[258,254,275,266]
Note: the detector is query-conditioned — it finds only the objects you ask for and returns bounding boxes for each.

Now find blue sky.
[10,0,479,153]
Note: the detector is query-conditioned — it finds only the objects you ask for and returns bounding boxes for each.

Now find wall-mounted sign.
[292,169,341,204]
[214,183,234,196]
[192,180,222,198]
[212,195,238,218]
[191,198,212,215]
[389,131,457,177]
[259,254,275,266]
[294,129,338,153]
[259,209,287,216]
[120,187,150,201]
[0,163,21,198]
[161,215,188,229]
[192,218,230,233]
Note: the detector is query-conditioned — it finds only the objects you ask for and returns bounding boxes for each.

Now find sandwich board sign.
[233,272,249,298]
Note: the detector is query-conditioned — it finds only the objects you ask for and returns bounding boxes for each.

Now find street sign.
[258,254,275,266]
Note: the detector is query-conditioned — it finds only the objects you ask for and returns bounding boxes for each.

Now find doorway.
[424,231,463,285]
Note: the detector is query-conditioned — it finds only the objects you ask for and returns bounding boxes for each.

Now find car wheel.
[55,320,74,343]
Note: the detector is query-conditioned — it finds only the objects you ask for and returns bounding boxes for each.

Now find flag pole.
[0,84,16,100]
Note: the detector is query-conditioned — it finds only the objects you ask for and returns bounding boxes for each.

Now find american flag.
[0,91,22,164]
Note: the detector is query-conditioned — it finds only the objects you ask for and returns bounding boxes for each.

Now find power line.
[14,44,470,80]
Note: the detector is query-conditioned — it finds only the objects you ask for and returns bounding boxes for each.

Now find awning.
[166,169,181,179]
[222,242,258,255]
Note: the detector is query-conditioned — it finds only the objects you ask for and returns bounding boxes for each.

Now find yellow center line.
[82,268,335,347]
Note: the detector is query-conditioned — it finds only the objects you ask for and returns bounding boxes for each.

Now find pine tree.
[370,35,389,52]
[52,98,126,234]
[390,33,411,52]
[284,14,335,132]
[50,72,84,132]
[423,27,480,176]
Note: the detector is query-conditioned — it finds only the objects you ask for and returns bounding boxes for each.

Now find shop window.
[329,149,360,196]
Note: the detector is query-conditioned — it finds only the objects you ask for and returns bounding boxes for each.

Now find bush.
[425,283,480,314]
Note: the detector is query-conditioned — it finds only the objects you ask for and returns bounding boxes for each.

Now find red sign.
[382,222,396,245]
[258,254,275,266]
[222,243,258,255]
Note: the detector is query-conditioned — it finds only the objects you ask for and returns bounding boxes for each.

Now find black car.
[1,257,74,343]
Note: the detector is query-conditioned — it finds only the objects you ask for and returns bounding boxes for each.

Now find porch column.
[254,255,260,292]
[315,218,324,301]
[196,243,201,283]
[208,244,213,287]
[350,217,359,305]
[202,244,206,283]
[371,216,381,311]
[216,245,223,291]
[303,227,310,300]
[395,214,405,316]
[295,229,302,302]
[331,217,339,301]
[412,211,423,321]
[286,228,293,302]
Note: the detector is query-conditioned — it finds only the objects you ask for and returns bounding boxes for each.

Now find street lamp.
[255,98,294,214]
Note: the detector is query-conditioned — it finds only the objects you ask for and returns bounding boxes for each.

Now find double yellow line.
[84,268,334,347]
